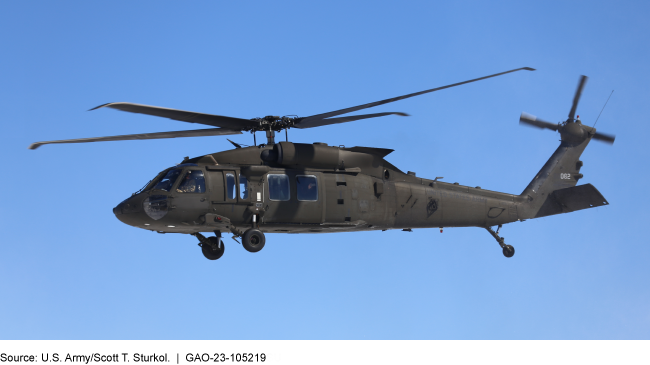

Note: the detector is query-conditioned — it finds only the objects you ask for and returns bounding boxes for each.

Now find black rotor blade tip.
[88,102,113,111]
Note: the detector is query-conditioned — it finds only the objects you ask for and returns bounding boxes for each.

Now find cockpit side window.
[153,169,182,192]
[226,173,236,200]
[239,174,248,199]
[177,170,206,193]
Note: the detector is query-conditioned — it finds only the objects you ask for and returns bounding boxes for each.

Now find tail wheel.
[201,237,225,260]
[242,229,266,253]
[502,245,515,258]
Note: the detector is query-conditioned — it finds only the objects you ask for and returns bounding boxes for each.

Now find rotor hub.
[560,120,586,144]
[250,116,297,133]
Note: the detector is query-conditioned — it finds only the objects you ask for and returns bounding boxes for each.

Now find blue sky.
[1,1,648,339]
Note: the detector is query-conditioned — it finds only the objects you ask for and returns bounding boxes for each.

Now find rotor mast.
[266,130,276,144]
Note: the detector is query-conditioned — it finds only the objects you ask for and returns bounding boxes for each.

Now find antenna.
[593,90,614,129]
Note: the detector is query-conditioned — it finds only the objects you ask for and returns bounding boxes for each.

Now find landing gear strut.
[193,231,225,260]
[485,224,515,258]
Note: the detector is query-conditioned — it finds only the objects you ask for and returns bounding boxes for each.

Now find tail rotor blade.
[592,131,615,144]
[568,75,588,121]
[519,112,559,131]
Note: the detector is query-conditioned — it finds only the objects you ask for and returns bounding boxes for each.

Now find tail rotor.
[519,75,616,145]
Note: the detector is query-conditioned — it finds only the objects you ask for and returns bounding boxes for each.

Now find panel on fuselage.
[207,170,225,202]
[438,186,487,227]
[394,181,413,225]
[350,174,375,222]
[207,168,249,225]
[166,168,210,224]
[323,173,351,223]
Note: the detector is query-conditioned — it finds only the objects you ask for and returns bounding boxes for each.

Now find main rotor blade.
[519,112,559,131]
[90,102,259,130]
[294,112,408,129]
[29,128,242,150]
[568,75,588,121]
[592,131,615,144]
[297,67,535,125]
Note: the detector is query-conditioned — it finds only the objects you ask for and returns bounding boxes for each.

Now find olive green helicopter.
[29,67,615,260]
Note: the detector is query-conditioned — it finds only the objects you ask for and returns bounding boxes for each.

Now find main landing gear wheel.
[502,245,515,258]
[242,229,265,253]
[201,237,225,260]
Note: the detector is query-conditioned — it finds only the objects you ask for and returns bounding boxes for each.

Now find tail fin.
[517,136,609,219]
[516,75,614,219]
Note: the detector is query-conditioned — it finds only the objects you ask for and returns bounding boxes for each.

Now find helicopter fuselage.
[113,142,522,236]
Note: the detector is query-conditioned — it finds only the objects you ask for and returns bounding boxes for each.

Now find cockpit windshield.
[152,169,182,192]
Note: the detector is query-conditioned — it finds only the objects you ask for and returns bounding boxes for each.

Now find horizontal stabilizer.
[535,184,608,218]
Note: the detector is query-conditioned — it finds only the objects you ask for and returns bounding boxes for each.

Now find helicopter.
[29,67,615,260]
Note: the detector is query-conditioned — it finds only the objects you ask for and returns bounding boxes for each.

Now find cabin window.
[239,174,249,199]
[153,169,182,192]
[268,174,290,201]
[296,175,318,201]
[226,173,236,200]
[176,170,206,193]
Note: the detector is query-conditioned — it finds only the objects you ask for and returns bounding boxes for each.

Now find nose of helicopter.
[112,204,122,216]
[113,195,145,227]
